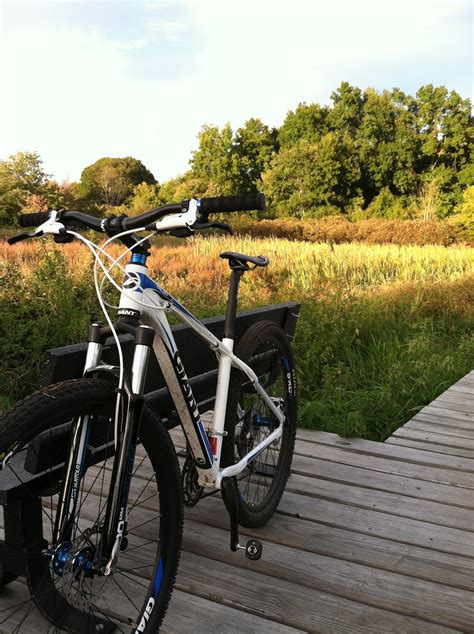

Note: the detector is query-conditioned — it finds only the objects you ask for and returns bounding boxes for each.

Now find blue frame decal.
[197,420,214,463]
[137,273,201,325]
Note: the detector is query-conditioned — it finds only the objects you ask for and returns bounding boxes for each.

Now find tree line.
[0,82,472,225]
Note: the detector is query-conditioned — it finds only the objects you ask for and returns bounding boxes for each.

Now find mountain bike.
[0,193,297,632]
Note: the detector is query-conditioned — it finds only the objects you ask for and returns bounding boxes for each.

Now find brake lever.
[7,231,40,245]
[193,221,233,235]
[169,226,194,238]
[7,226,72,246]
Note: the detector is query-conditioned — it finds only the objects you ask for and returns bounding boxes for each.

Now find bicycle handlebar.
[18,211,52,228]
[16,193,266,233]
[18,210,103,230]
[198,193,265,214]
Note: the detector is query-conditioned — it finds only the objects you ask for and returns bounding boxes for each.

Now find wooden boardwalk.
[1,371,473,632]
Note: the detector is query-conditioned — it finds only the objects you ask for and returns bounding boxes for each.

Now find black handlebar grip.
[18,211,51,227]
[198,193,265,214]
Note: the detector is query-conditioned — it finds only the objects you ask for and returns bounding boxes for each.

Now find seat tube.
[211,269,242,466]
[223,269,242,340]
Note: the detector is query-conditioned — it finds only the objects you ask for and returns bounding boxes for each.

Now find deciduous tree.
[79,157,156,206]
[0,152,50,223]
[262,134,360,218]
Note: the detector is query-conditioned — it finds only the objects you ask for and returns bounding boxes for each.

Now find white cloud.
[0,0,471,184]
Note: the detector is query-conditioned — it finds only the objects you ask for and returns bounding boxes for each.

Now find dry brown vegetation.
[232,216,470,246]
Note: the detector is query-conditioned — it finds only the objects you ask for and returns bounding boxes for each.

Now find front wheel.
[221,321,297,528]
[0,379,183,633]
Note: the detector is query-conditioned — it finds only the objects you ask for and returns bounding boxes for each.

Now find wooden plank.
[437,383,474,397]
[0,500,470,632]
[0,581,52,633]
[432,395,474,413]
[180,518,474,632]
[276,490,474,557]
[0,583,278,634]
[77,466,474,559]
[435,392,474,406]
[282,472,474,531]
[0,538,300,634]
[405,419,474,440]
[295,431,474,474]
[291,453,473,507]
[455,371,474,383]
[163,589,305,633]
[392,426,474,450]
[449,385,474,395]
[92,497,474,632]
[100,519,458,634]
[386,436,474,459]
[418,405,474,423]
[188,497,474,592]
[292,443,474,488]
[43,465,474,586]
[104,502,474,631]
[175,555,461,633]
[411,412,474,431]
[457,378,474,390]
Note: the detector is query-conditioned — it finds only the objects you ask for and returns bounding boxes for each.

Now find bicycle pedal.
[245,539,263,561]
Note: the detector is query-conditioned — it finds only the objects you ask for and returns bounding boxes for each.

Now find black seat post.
[224,269,243,340]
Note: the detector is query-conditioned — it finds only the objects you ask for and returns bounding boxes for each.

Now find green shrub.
[364,188,410,219]
[449,187,474,241]
[295,277,474,439]
[0,246,97,407]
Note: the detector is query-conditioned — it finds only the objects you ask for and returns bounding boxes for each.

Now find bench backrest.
[41,302,300,424]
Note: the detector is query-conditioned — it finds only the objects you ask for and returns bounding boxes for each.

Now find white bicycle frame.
[35,203,286,490]
[116,263,285,489]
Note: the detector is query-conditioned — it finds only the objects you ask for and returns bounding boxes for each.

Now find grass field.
[0,235,473,439]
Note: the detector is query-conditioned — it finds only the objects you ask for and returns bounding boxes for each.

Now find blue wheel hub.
[254,414,277,428]
[52,542,95,579]
[52,542,72,577]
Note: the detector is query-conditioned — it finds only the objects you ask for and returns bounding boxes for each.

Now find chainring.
[182,452,204,507]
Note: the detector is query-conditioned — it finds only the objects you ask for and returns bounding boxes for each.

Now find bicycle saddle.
[220,251,270,271]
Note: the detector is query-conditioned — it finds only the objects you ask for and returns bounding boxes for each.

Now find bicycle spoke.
[112,576,141,613]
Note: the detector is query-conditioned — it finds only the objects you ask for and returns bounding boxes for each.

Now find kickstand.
[221,476,263,561]
[222,476,240,551]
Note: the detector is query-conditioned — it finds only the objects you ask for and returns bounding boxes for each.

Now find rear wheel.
[0,379,183,633]
[221,321,297,528]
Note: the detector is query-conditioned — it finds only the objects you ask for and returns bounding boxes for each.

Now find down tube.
[145,308,219,482]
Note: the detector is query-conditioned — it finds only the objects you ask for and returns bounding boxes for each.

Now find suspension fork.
[53,323,155,576]
[99,325,155,575]
[53,323,105,545]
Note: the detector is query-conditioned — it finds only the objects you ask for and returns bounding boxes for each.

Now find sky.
[0,0,472,184]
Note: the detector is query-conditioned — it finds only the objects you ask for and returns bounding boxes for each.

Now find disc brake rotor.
[59,524,109,610]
